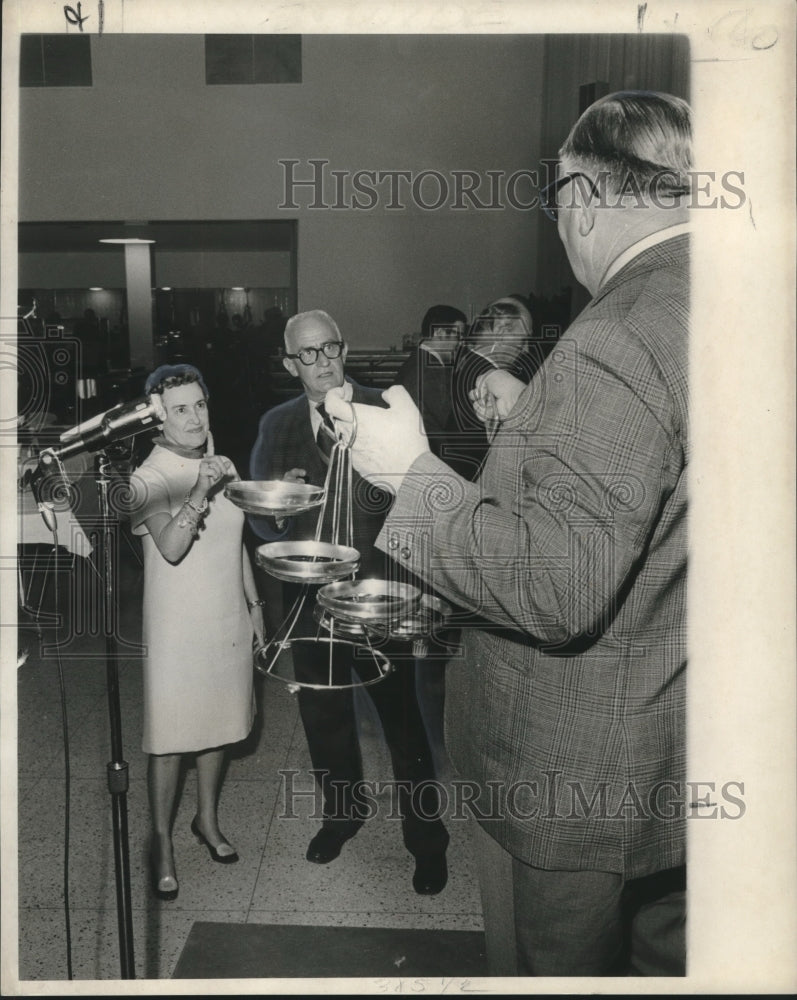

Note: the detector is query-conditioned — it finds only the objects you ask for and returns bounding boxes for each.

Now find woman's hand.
[249,604,266,647]
[191,456,235,502]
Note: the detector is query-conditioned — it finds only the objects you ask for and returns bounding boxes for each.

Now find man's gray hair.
[284,309,342,350]
[559,90,692,197]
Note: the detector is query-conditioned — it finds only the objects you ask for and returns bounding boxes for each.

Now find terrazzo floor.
[11,534,484,986]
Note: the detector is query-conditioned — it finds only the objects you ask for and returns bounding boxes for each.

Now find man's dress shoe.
[306,827,352,864]
[412,853,448,895]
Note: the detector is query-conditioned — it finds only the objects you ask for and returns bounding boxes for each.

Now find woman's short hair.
[145,363,209,398]
[559,90,692,198]
[468,295,532,342]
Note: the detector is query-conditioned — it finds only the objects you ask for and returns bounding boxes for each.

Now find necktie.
[315,403,336,458]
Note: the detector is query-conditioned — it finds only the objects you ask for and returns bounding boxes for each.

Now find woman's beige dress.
[130,445,255,754]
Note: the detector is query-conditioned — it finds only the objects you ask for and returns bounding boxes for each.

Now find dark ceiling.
[18,220,296,253]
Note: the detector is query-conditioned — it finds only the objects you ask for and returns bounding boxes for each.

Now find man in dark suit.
[394,303,467,458]
[328,92,691,974]
[249,309,449,894]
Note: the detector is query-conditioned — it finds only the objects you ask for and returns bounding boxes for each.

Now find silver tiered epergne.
[226,401,452,691]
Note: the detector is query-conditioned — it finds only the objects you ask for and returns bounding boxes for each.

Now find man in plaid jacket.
[326,91,691,976]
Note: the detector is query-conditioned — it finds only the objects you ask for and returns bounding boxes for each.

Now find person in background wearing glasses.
[247,309,449,894]
[324,91,691,975]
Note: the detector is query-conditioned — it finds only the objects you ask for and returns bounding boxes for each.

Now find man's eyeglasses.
[285,340,345,366]
[540,172,600,222]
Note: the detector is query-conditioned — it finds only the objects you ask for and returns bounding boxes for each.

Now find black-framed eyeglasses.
[540,172,600,222]
[285,340,345,366]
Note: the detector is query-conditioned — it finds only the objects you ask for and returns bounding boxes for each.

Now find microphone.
[20,465,59,532]
[40,397,162,465]
[37,501,58,533]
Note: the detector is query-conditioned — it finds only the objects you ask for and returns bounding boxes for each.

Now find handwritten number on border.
[64,3,89,30]
[709,10,778,53]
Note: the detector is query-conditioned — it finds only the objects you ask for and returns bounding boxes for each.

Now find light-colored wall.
[152,251,291,289]
[19,251,291,291]
[18,33,545,348]
[19,252,126,288]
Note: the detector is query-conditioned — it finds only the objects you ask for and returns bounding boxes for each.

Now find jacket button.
[388,537,399,550]
[400,546,411,560]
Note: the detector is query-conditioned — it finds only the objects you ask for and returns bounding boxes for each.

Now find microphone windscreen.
[60,411,104,442]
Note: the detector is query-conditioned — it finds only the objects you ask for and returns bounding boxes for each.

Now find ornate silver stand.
[227,403,449,690]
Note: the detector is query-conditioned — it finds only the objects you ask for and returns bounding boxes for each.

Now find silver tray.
[225,480,325,517]
[317,578,422,623]
[312,603,370,638]
[388,594,453,639]
[255,540,360,583]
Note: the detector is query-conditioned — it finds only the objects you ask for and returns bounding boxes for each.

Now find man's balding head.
[553,91,692,295]
[559,90,692,200]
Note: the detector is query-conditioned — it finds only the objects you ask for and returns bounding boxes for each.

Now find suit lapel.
[291,395,327,485]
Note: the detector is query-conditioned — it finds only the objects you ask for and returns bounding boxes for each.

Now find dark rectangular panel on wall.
[205,35,302,84]
[579,80,610,114]
[20,34,93,87]
[205,34,254,84]
[254,35,302,83]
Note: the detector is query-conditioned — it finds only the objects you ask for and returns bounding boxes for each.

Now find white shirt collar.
[600,222,692,288]
[308,381,351,435]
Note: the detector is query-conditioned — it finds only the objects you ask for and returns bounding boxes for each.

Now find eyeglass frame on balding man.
[284,340,346,366]
[540,172,601,223]
[541,167,691,222]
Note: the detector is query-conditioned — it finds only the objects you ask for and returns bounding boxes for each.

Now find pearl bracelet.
[176,504,201,535]
[184,492,209,515]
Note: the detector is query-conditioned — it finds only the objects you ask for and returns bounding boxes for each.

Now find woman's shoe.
[191,816,239,864]
[148,847,178,901]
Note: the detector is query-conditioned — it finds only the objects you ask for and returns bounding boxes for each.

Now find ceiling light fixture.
[99,237,155,244]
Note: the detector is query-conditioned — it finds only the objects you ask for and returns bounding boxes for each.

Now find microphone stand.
[95,448,136,979]
[31,440,139,978]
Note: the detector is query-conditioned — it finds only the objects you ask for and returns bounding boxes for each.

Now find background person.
[130,363,263,900]
[395,304,467,458]
[325,90,692,976]
[394,304,470,775]
[445,294,538,479]
[248,309,449,895]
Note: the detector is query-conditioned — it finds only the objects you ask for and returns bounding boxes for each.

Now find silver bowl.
[255,540,360,583]
[312,603,371,638]
[387,594,454,640]
[317,578,422,623]
[225,480,325,517]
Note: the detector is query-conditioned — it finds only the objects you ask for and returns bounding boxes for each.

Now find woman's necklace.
[151,434,206,459]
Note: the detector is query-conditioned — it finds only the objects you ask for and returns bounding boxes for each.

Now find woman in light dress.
[130,364,264,900]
